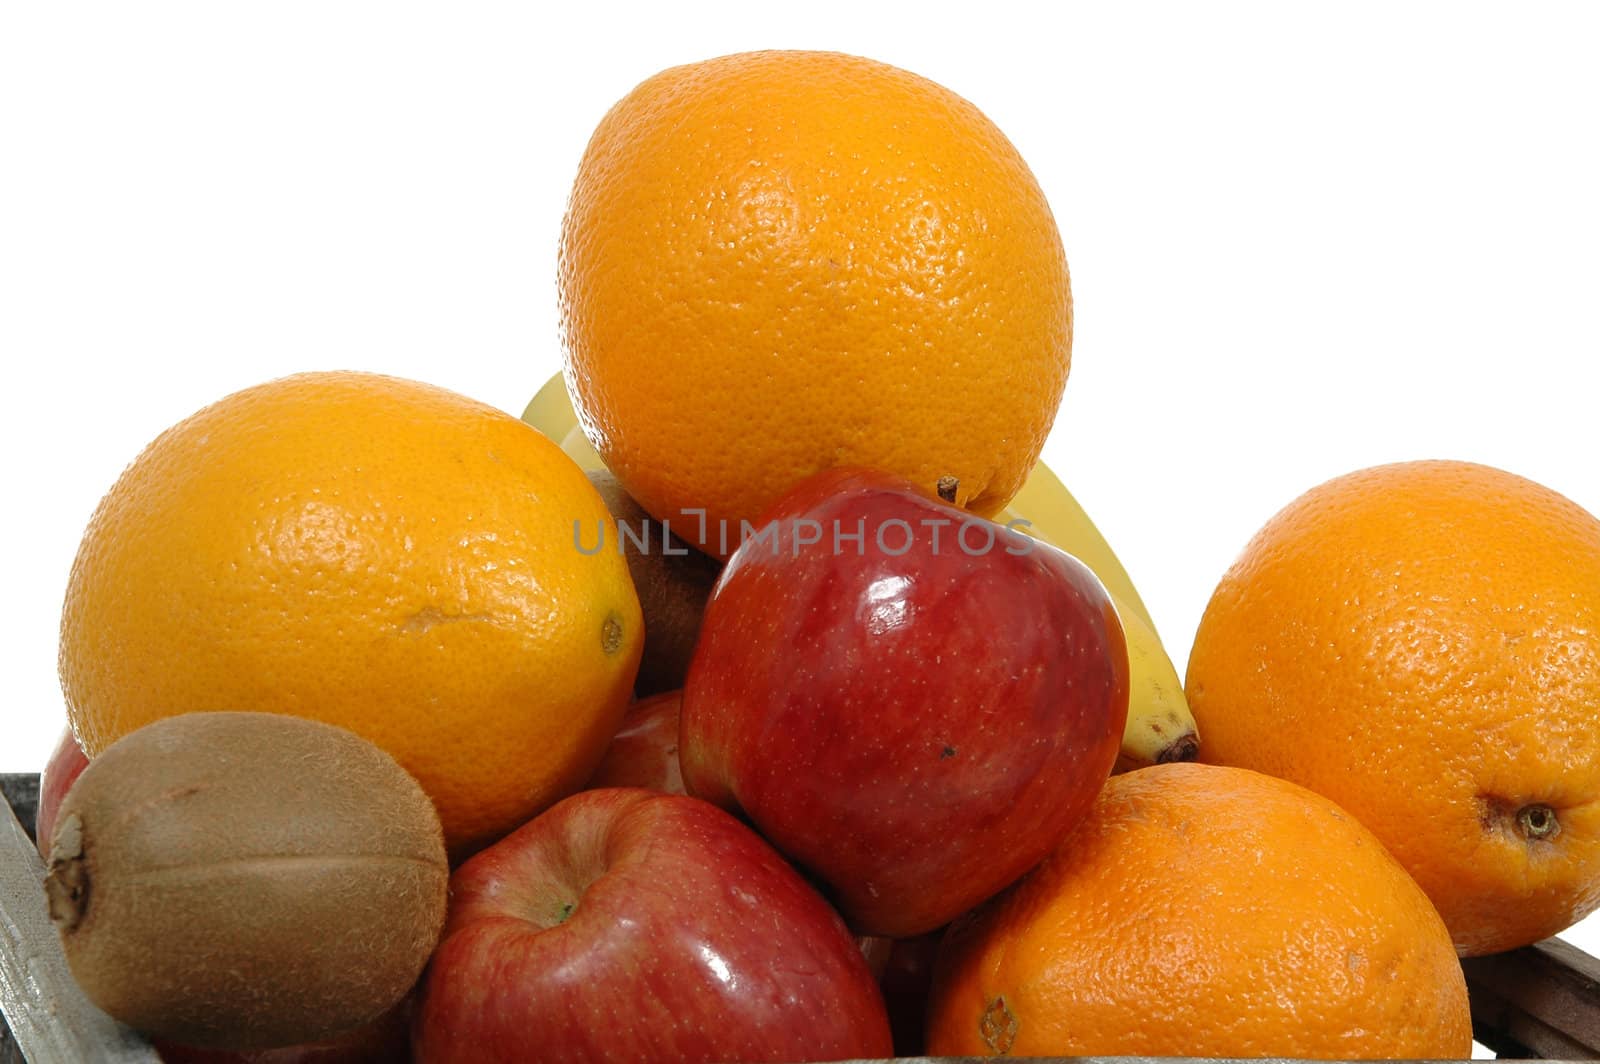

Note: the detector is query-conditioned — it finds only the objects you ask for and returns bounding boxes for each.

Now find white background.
[3,1,1599,980]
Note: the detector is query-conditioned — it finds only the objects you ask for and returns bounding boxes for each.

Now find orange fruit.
[926,763,1470,1059]
[559,50,1071,555]
[59,372,643,858]
[1186,459,1600,956]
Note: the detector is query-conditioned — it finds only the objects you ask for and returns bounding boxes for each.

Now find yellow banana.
[998,462,1199,769]
[523,372,608,475]
[520,371,580,444]
[996,462,1154,631]
[1109,601,1199,770]
[559,424,605,473]
[521,372,1196,767]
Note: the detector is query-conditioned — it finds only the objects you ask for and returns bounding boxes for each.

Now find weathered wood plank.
[0,783,159,1063]
[0,779,36,849]
[1463,938,1600,1059]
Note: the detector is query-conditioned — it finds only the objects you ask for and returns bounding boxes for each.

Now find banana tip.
[1155,733,1200,765]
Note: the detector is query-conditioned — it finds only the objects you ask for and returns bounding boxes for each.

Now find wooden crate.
[4,771,1600,1063]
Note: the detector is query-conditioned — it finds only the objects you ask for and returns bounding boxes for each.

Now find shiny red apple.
[584,690,684,794]
[681,468,1129,937]
[36,726,89,852]
[412,788,892,1064]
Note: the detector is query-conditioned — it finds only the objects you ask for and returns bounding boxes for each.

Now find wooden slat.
[2,1021,27,1064]
[1464,938,1600,1059]
[0,778,160,1063]
[0,778,35,848]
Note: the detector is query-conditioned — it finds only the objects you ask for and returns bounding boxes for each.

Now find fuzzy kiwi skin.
[45,711,449,1052]
[586,470,723,696]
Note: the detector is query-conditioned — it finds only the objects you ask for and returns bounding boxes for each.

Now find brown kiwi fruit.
[586,469,722,696]
[44,711,448,1051]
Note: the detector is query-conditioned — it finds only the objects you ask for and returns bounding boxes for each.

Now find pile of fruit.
[34,50,1600,1063]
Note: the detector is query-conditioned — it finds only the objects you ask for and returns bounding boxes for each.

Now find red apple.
[584,690,684,794]
[36,726,89,852]
[681,468,1129,937]
[412,788,892,1064]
